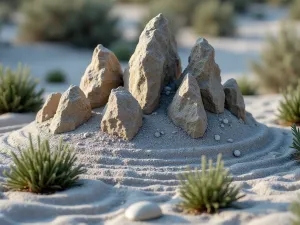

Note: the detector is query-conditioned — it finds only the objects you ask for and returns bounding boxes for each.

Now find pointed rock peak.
[146,13,168,29]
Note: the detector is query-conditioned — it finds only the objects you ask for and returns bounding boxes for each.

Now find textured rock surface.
[125,14,181,114]
[182,38,224,113]
[80,44,123,108]
[125,201,162,221]
[223,78,246,121]
[50,86,92,134]
[101,87,143,140]
[36,93,61,123]
[168,74,207,138]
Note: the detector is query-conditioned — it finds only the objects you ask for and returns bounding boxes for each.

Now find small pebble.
[125,201,162,221]
[214,135,221,141]
[219,118,223,122]
[164,86,172,91]
[172,131,177,134]
[152,112,157,116]
[63,137,70,141]
[165,91,170,96]
[233,150,241,157]
[160,131,165,135]
[154,132,161,138]
[83,132,91,138]
[76,142,84,147]
[223,119,229,124]
[227,139,234,143]
[220,124,225,128]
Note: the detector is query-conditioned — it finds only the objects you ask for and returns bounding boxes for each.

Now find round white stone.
[233,150,241,157]
[83,132,91,138]
[223,119,229,124]
[125,201,162,221]
[220,124,225,128]
[154,132,161,138]
[214,135,221,141]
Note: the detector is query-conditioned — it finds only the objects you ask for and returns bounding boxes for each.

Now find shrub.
[278,82,300,125]
[177,154,244,214]
[291,124,300,160]
[192,0,236,37]
[251,24,300,93]
[110,40,136,62]
[18,0,119,48]
[0,64,44,114]
[3,134,86,194]
[290,194,300,225]
[221,0,250,13]
[236,76,257,95]
[290,0,300,20]
[45,69,66,83]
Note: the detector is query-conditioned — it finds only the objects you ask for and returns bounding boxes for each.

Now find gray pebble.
[154,132,161,138]
[214,135,221,141]
[160,131,165,135]
[223,119,229,124]
[165,91,170,96]
[164,86,172,91]
[172,131,177,134]
[83,132,91,138]
[220,124,225,128]
[227,139,234,143]
[233,150,241,157]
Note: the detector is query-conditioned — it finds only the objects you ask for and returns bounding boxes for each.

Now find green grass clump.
[236,76,257,95]
[18,0,119,48]
[110,40,136,62]
[45,69,66,83]
[0,64,44,114]
[291,124,300,160]
[177,154,244,214]
[192,0,236,37]
[3,134,86,194]
[251,24,300,93]
[290,194,300,225]
[278,82,300,125]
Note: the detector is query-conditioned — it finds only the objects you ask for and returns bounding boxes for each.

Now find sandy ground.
[0,94,298,225]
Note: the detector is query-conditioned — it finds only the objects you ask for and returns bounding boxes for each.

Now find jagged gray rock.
[50,86,92,134]
[182,38,225,113]
[125,14,181,114]
[101,87,143,141]
[80,44,123,108]
[36,93,61,123]
[168,74,208,138]
[223,78,246,121]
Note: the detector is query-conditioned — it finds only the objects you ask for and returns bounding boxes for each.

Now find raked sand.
[0,94,298,225]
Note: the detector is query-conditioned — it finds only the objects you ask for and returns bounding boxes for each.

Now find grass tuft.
[45,69,66,83]
[290,194,300,225]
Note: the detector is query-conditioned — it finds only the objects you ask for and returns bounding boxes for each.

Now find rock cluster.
[80,44,123,108]
[124,13,181,114]
[50,85,92,134]
[101,87,143,140]
[36,93,61,123]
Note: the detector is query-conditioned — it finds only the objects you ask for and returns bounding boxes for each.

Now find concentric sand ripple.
[0,96,294,195]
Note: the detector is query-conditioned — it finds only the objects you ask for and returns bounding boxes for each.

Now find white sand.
[0,94,298,225]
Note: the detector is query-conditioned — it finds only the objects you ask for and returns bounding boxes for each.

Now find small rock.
[223,119,229,124]
[233,150,241,157]
[155,132,161,138]
[214,135,221,141]
[151,112,158,116]
[77,142,84,147]
[164,86,172,91]
[63,136,70,141]
[227,138,234,143]
[125,201,162,221]
[219,118,223,122]
[165,91,171,96]
[220,124,225,128]
[160,131,165,135]
[83,132,91,139]
[172,131,177,134]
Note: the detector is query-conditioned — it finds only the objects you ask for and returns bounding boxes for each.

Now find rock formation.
[50,85,92,134]
[223,78,246,121]
[101,87,143,140]
[80,44,123,108]
[125,14,181,114]
[36,93,61,123]
[182,38,225,113]
[168,74,208,138]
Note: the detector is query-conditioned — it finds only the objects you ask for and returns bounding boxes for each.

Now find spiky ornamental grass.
[277,82,300,125]
[177,154,244,214]
[291,124,300,161]
[3,134,86,194]
[0,64,44,114]
[290,194,300,225]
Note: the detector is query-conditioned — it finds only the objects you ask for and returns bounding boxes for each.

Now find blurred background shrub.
[290,0,300,20]
[110,40,136,61]
[251,24,300,93]
[237,76,258,96]
[45,69,66,83]
[192,0,236,37]
[18,0,119,48]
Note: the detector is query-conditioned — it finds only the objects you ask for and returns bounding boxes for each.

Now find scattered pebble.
[172,131,177,134]
[125,201,162,221]
[154,132,161,138]
[220,124,225,128]
[223,119,229,124]
[152,112,158,116]
[83,132,91,138]
[63,136,70,141]
[227,139,234,143]
[164,86,172,91]
[214,135,221,141]
[165,91,170,96]
[219,118,223,122]
[233,150,241,157]
[160,131,165,135]
[76,142,84,147]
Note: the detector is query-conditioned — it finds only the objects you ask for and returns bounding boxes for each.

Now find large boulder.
[101,87,143,140]
[36,93,61,123]
[168,74,208,138]
[80,44,123,108]
[223,78,246,121]
[182,38,225,113]
[50,86,92,134]
[125,13,181,114]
